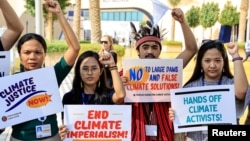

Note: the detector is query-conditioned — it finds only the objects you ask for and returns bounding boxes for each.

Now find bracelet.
[232,57,243,62]
[109,66,118,71]
[109,67,118,71]
[109,65,117,68]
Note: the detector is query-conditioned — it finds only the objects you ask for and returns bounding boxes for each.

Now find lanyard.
[202,76,222,86]
[148,103,153,124]
[38,116,47,123]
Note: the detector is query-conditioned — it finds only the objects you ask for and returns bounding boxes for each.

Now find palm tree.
[166,0,197,41]
[238,0,249,42]
[73,0,81,40]
[25,0,70,42]
[46,12,53,42]
[89,0,101,43]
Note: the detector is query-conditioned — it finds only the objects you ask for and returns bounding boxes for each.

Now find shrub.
[46,40,125,57]
[79,43,125,57]
[46,40,68,53]
[162,40,183,46]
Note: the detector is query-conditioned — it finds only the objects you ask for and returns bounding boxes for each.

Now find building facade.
[0,0,248,46]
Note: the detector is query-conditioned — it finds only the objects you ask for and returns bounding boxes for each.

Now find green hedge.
[46,40,125,57]
[162,40,245,49]
[162,40,182,46]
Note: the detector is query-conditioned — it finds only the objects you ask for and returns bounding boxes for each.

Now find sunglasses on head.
[101,41,108,44]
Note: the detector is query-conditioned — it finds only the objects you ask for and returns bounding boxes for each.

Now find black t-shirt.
[0,38,4,51]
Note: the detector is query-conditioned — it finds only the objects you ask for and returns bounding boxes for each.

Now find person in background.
[243,40,250,62]
[100,35,118,87]
[121,8,198,141]
[10,0,80,140]
[0,0,23,51]
[169,41,248,141]
[58,50,125,140]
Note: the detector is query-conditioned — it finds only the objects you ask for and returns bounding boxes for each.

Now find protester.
[169,41,248,141]
[100,35,118,87]
[10,0,80,140]
[243,40,250,62]
[58,50,125,140]
[0,0,23,135]
[121,8,198,141]
[0,0,23,51]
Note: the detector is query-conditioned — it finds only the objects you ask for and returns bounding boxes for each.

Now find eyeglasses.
[101,41,108,44]
[81,67,99,74]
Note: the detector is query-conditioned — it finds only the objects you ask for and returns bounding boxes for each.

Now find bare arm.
[44,0,80,66]
[110,67,126,104]
[228,42,248,100]
[99,52,126,104]
[172,8,198,68]
[0,0,23,50]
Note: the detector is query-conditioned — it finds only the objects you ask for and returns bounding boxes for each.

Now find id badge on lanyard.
[36,116,52,138]
[145,111,157,136]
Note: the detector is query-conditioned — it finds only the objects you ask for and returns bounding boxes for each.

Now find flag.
[151,0,170,26]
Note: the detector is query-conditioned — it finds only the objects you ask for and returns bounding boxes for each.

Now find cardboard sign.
[170,85,236,133]
[0,51,10,77]
[64,105,132,141]
[0,67,63,128]
[122,58,182,102]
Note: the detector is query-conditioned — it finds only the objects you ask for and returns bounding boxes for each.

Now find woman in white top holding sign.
[169,40,248,141]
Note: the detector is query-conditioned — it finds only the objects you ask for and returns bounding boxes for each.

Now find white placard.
[64,105,131,141]
[122,58,182,103]
[0,51,10,77]
[170,85,236,133]
[0,67,63,128]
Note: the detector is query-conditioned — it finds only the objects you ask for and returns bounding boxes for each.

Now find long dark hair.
[70,50,111,104]
[16,33,47,71]
[184,40,233,86]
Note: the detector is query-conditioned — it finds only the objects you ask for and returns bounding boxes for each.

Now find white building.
[0,0,248,46]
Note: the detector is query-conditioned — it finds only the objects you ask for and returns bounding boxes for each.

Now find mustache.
[145,54,156,58]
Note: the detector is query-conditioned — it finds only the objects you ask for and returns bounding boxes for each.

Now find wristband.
[232,57,243,62]
[109,66,118,71]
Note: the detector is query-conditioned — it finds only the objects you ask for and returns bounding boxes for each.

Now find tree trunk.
[170,17,175,41]
[46,12,53,42]
[73,0,81,40]
[210,27,212,39]
[89,0,101,43]
[238,0,249,42]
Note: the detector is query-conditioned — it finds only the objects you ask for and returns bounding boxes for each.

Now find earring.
[201,69,203,73]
